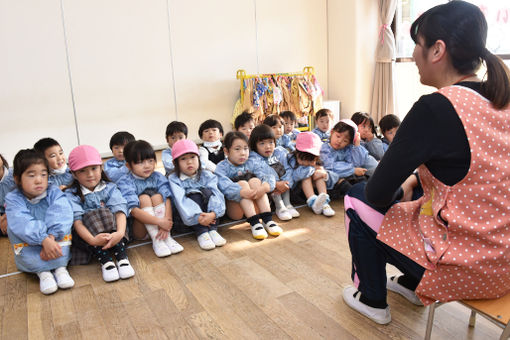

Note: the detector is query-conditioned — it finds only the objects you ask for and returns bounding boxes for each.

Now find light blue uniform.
[312,127,330,143]
[320,143,378,188]
[116,171,172,212]
[249,147,290,181]
[49,167,73,188]
[0,167,16,214]
[104,158,129,183]
[5,185,73,272]
[161,147,174,175]
[277,135,295,151]
[169,170,225,226]
[215,158,276,202]
[362,138,385,161]
[65,182,127,221]
[285,155,316,189]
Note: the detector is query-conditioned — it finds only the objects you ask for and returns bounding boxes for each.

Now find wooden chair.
[424,293,510,339]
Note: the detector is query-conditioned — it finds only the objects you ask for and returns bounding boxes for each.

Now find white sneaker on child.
[322,204,335,217]
[286,206,300,218]
[165,236,184,254]
[263,220,283,236]
[117,258,135,279]
[38,271,58,295]
[276,207,292,221]
[209,230,226,247]
[250,223,268,240]
[53,267,75,289]
[386,276,423,306]
[102,261,120,282]
[311,193,329,215]
[197,232,215,250]
[342,285,391,325]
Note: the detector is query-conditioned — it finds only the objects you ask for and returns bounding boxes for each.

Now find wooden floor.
[0,200,503,340]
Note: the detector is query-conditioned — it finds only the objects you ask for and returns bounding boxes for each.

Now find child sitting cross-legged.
[168,140,227,250]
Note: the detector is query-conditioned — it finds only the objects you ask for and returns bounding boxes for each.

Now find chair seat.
[461,293,510,326]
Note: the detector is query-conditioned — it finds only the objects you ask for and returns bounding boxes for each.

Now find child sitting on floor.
[162,121,188,176]
[198,119,225,173]
[378,114,401,151]
[169,140,227,250]
[234,111,256,139]
[351,112,385,161]
[312,109,334,143]
[104,131,135,183]
[34,137,73,189]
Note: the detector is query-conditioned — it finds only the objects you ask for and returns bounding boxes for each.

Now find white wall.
[0,0,330,163]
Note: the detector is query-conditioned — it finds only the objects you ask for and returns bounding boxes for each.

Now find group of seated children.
[0,109,400,295]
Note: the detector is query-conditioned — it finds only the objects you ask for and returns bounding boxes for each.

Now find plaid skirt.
[70,207,129,265]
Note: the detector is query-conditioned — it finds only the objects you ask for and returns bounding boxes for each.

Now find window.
[396,0,510,59]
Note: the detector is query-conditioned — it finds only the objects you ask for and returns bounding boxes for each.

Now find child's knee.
[138,194,152,207]
[248,177,261,188]
[150,194,163,205]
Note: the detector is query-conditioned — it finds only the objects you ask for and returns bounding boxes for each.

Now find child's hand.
[274,181,290,194]
[102,231,124,250]
[92,233,112,247]
[59,185,68,191]
[0,214,7,235]
[313,169,328,181]
[254,185,268,199]
[354,167,367,176]
[354,132,361,146]
[240,187,257,200]
[158,217,173,231]
[155,228,169,240]
[41,235,63,260]
[198,212,216,226]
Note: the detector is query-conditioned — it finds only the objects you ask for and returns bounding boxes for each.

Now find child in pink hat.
[286,132,335,216]
[168,139,227,250]
[65,145,135,283]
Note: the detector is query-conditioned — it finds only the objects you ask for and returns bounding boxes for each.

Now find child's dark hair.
[67,170,111,203]
[279,110,297,122]
[315,108,332,120]
[12,149,49,188]
[0,154,8,169]
[33,137,60,154]
[109,131,135,150]
[234,111,254,130]
[331,121,355,144]
[223,131,248,150]
[351,112,377,135]
[288,150,320,169]
[249,125,275,151]
[199,119,224,138]
[124,140,156,164]
[263,114,283,128]
[166,121,188,138]
[379,114,401,133]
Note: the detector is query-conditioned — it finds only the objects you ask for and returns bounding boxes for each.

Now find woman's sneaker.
[37,271,58,295]
[263,220,283,236]
[342,285,391,325]
[197,232,215,250]
[250,223,268,240]
[117,258,135,279]
[165,236,184,254]
[102,261,120,282]
[53,267,75,289]
[209,230,226,247]
[386,276,423,306]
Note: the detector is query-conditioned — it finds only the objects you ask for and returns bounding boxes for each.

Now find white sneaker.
[387,276,423,306]
[117,258,135,279]
[152,238,172,257]
[263,220,283,236]
[197,232,215,250]
[250,223,268,240]
[165,236,184,254]
[312,193,329,215]
[286,206,300,218]
[342,285,391,325]
[275,207,292,221]
[209,230,226,247]
[53,267,75,289]
[322,204,335,217]
[101,261,120,282]
[37,271,58,295]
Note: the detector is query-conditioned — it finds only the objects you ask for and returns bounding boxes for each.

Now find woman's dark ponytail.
[481,49,510,109]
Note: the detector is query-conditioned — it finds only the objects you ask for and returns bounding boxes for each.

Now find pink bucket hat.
[68,145,102,171]
[172,139,199,160]
[296,131,322,156]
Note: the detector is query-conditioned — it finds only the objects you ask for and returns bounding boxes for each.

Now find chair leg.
[500,322,510,340]
[425,302,438,340]
[468,310,476,327]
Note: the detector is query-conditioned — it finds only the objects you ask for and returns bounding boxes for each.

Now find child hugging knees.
[6,149,74,295]
[288,132,335,217]
[116,140,183,257]
[169,140,227,250]
[66,145,134,282]
[215,132,282,240]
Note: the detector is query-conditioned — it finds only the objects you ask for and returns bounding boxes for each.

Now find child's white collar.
[81,181,107,195]
[179,172,197,181]
[27,191,47,204]
[203,140,222,149]
[132,173,150,180]
[53,164,68,175]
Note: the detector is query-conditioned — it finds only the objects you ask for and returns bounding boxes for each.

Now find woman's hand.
[401,174,419,202]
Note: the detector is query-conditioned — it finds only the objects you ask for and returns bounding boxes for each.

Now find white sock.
[271,193,286,211]
[282,191,293,208]
[142,207,158,239]
[153,203,165,218]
